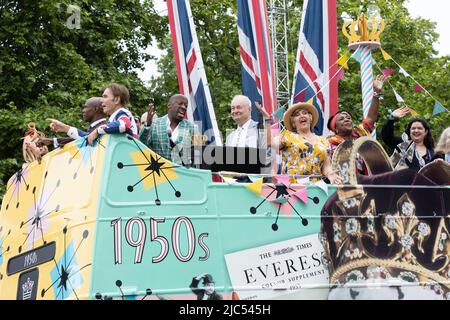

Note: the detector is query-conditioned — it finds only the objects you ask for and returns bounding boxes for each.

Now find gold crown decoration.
[321,137,450,299]
[342,13,385,50]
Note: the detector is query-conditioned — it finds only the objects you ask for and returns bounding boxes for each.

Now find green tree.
[335,0,449,153]
[1,0,449,200]
[148,0,241,132]
[0,0,165,199]
[149,0,449,147]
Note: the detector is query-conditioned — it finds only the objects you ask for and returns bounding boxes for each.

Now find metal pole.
[267,0,290,110]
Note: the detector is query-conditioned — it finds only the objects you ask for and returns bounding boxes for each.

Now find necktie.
[235,127,243,147]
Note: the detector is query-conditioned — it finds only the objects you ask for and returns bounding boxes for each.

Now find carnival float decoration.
[0,135,334,300]
[0,130,448,300]
[0,5,449,300]
[342,13,384,131]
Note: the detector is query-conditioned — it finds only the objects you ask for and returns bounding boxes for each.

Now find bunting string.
[290,49,358,114]
[375,50,449,115]
[373,61,405,103]
[290,49,356,112]
[273,49,357,135]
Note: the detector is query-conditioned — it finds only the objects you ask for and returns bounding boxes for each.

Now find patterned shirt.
[328,119,374,157]
[98,107,138,138]
[279,131,330,176]
[328,119,374,174]
[139,115,195,164]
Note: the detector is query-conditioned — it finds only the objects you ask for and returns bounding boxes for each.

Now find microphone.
[167,128,176,149]
[167,127,187,167]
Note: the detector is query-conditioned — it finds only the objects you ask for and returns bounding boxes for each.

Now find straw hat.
[283,102,319,132]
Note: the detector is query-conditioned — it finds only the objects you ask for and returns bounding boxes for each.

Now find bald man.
[139,94,195,165]
[41,97,107,148]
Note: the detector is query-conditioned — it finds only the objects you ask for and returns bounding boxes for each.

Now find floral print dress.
[279,130,330,176]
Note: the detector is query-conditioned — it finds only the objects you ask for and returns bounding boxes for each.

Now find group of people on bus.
[23,79,449,184]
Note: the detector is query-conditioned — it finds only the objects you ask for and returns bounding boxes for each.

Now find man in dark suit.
[40,97,107,148]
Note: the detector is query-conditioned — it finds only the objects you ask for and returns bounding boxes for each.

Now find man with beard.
[139,94,195,165]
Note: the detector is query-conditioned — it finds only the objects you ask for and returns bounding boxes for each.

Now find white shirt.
[166,117,180,141]
[106,107,138,136]
[89,118,107,128]
[66,118,107,141]
[231,118,253,148]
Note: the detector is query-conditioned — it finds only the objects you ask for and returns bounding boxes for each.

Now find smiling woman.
[381,108,435,171]
[258,102,342,184]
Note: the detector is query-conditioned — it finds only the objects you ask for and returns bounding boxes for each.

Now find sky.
[406,0,450,56]
[137,0,450,82]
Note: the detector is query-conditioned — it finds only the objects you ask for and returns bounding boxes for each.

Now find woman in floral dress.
[258,102,342,184]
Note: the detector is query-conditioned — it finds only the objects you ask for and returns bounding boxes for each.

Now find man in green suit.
[139,94,195,165]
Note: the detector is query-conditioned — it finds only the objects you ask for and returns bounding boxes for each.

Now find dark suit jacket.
[57,119,107,147]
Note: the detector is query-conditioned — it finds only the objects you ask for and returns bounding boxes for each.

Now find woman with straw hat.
[257,102,342,184]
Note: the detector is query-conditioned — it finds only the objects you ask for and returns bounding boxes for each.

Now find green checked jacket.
[138,115,195,165]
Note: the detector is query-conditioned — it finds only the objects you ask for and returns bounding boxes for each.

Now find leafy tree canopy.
[1,0,448,200]
[149,0,448,141]
[0,0,164,198]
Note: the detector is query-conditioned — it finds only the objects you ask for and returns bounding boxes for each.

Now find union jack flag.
[291,0,338,135]
[167,0,222,145]
[237,0,277,121]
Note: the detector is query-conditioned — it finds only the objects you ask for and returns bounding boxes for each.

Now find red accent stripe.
[327,0,338,116]
[240,44,262,90]
[118,116,132,132]
[251,0,274,113]
[240,46,256,74]
[299,52,325,108]
[240,45,254,73]
[261,1,276,114]
[186,50,197,76]
[293,89,306,103]
[167,0,186,95]
[255,75,261,91]
[186,78,192,120]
